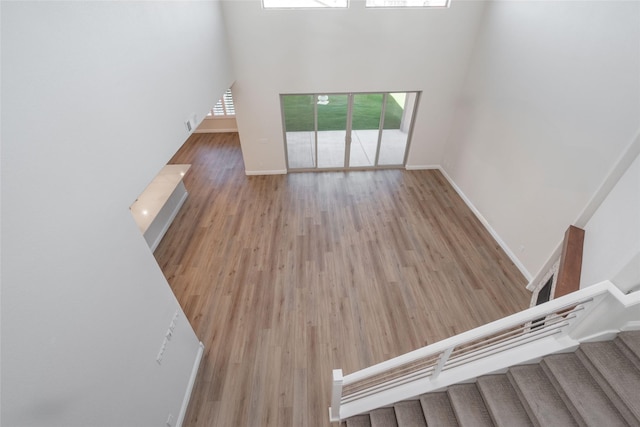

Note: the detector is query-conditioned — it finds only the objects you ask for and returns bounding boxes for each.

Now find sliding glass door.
[317,94,348,168]
[349,93,383,168]
[378,92,415,166]
[283,91,418,171]
[283,94,316,168]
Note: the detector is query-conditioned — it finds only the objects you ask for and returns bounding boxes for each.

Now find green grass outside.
[283,93,405,132]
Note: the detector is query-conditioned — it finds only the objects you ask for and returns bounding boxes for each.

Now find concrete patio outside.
[286,129,409,169]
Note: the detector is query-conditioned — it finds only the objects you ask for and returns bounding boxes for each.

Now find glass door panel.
[349,93,383,167]
[317,94,348,168]
[284,94,316,169]
[283,91,417,171]
[378,92,416,166]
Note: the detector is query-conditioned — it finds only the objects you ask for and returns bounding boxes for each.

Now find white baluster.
[432,347,453,379]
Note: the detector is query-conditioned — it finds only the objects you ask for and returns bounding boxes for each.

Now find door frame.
[281,91,421,172]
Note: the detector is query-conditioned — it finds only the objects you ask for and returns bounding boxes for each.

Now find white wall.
[222,0,486,173]
[442,1,640,279]
[581,151,640,292]
[1,2,233,426]
[196,117,238,133]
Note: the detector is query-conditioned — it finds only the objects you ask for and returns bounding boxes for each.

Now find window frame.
[281,91,420,172]
[365,0,450,8]
[262,0,349,9]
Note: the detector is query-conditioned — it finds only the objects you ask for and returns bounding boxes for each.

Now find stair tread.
[542,353,627,426]
[345,334,640,427]
[370,407,398,427]
[508,365,578,426]
[476,374,533,427]
[616,330,640,370]
[394,400,427,427]
[347,414,371,427]
[419,392,459,427]
[618,330,640,354]
[578,340,640,422]
[447,383,493,427]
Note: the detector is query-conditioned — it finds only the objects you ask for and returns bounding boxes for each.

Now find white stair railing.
[329,281,640,422]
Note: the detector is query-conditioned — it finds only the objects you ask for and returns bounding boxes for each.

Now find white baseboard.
[576,330,620,343]
[194,129,238,133]
[622,321,640,331]
[245,169,287,176]
[438,167,533,282]
[177,341,205,427]
[405,164,440,170]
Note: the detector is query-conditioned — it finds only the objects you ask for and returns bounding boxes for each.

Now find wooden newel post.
[555,225,585,298]
[329,369,343,422]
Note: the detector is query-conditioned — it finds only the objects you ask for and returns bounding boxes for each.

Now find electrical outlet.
[166,413,174,427]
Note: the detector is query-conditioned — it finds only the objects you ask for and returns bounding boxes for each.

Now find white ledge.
[130,164,191,251]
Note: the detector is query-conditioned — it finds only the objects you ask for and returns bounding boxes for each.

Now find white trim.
[438,167,532,281]
[177,342,205,427]
[203,116,237,121]
[526,130,640,291]
[576,330,620,343]
[150,190,188,253]
[404,164,440,170]
[526,244,562,291]
[574,129,640,229]
[194,129,238,134]
[622,321,640,331]
[245,169,287,176]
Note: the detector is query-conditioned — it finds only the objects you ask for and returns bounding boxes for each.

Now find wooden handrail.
[555,225,585,298]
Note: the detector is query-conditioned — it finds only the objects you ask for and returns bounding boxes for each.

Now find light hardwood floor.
[154,133,531,427]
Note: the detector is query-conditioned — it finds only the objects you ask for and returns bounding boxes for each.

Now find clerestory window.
[365,0,449,7]
[263,0,348,9]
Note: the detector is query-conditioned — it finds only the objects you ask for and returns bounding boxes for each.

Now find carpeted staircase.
[342,331,640,427]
